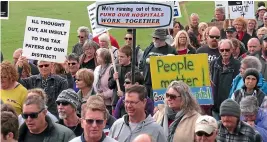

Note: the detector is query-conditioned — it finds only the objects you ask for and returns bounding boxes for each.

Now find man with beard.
[56,89,83,136]
[197,26,221,63]
[251,34,267,80]
[210,39,240,120]
[139,29,177,99]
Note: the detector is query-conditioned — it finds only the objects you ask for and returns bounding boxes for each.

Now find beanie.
[243,68,259,85]
[220,99,241,118]
[56,89,80,110]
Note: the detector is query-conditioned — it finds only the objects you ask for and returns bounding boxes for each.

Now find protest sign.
[22,16,70,63]
[87,2,111,37]
[96,2,173,28]
[215,1,229,19]
[229,1,255,19]
[1,1,9,19]
[150,54,213,106]
[173,1,182,18]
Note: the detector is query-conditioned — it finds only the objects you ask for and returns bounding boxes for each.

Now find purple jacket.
[114,96,154,119]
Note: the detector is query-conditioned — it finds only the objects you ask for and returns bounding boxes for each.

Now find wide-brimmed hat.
[257,6,267,12]
[151,29,167,40]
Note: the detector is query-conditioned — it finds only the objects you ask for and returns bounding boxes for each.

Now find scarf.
[96,64,110,92]
[161,106,177,138]
[168,109,185,142]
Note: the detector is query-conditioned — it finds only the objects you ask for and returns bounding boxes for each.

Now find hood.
[255,108,267,124]
[123,114,154,132]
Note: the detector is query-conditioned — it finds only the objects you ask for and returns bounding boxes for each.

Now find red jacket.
[93,34,120,49]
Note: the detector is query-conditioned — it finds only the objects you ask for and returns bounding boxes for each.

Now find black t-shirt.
[196,45,220,63]
[81,58,96,70]
[24,127,48,142]
[57,119,83,136]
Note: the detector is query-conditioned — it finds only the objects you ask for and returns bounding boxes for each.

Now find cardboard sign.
[215,1,229,19]
[229,1,255,19]
[150,54,213,106]
[0,1,9,19]
[96,2,173,28]
[87,2,111,37]
[22,16,70,63]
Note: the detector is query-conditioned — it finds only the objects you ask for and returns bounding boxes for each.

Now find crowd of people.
[1,2,267,142]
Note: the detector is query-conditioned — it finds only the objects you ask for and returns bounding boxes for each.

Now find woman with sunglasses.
[171,30,196,55]
[153,80,202,142]
[93,48,113,114]
[72,26,92,57]
[79,40,99,70]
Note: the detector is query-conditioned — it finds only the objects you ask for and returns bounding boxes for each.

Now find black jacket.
[237,32,251,50]
[19,116,75,142]
[210,56,240,112]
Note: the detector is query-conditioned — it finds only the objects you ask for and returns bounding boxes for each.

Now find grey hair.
[83,40,100,50]
[190,13,199,19]
[98,33,110,42]
[23,95,46,110]
[218,39,234,49]
[215,7,225,15]
[77,26,90,37]
[240,96,259,114]
[241,56,262,71]
[166,81,202,114]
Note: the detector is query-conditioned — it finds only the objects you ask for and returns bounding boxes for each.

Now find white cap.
[258,6,267,12]
[195,115,218,134]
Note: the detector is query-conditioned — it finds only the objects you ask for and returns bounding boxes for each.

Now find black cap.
[225,27,236,33]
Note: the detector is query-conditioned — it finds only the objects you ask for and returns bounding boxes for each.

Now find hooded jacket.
[108,114,166,142]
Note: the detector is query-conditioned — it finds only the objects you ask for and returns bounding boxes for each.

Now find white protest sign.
[22,16,70,63]
[173,1,182,18]
[87,2,111,37]
[215,1,229,19]
[229,1,255,19]
[96,2,173,28]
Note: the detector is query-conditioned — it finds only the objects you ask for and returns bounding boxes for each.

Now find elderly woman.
[240,96,267,141]
[197,22,208,44]
[79,40,99,70]
[153,80,201,142]
[233,17,251,48]
[93,48,113,114]
[0,61,28,115]
[98,33,118,61]
[257,27,267,40]
[72,26,92,56]
[229,56,267,97]
[76,68,95,103]
[247,19,258,38]
[172,30,196,55]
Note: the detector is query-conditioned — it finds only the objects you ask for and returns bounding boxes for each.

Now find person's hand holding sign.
[113,72,119,80]
[16,55,27,68]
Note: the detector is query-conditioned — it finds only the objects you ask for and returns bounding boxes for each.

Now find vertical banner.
[22,16,70,63]
[150,54,213,106]
[87,2,111,37]
[1,1,9,19]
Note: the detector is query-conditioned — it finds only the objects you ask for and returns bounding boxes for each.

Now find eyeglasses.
[68,62,77,66]
[84,119,104,125]
[153,37,160,40]
[196,131,214,137]
[220,48,231,52]
[22,108,44,119]
[124,37,133,40]
[56,101,70,106]
[77,36,85,39]
[76,78,82,81]
[124,80,131,84]
[38,64,50,68]
[209,35,220,39]
[123,100,140,106]
[166,93,181,100]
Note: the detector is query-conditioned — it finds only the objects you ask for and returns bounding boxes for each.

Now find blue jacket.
[229,73,267,98]
[255,108,267,142]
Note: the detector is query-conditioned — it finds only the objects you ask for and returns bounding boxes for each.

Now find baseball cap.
[225,26,236,33]
[195,115,218,134]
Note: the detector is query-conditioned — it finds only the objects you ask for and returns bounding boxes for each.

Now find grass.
[1,1,216,61]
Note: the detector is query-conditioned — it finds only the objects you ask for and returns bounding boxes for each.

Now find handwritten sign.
[229,1,255,19]
[215,1,229,19]
[22,16,70,63]
[87,2,111,37]
[150,54,213,106]
[96,2,172,28]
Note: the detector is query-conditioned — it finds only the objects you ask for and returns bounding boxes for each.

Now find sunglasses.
[196,131,213,137]
[22,108,44,119]
[220,48,231,52]
[209,35,220,39]
[77,36,85,39]
[124,80,131,84]
[124,37,133,40]
[153,37,160,40]
[68,62,76,66]
[56,101,70,106]
[166,93,181,100]
[84,119,104,125]
[38,64,49,68]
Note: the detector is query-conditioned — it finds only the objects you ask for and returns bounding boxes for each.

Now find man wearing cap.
[251,34,267,80]
[217,99,262,141]
[56,89,83,136]
[257,7,267,28]
[139,29,177,98]
[195,115,218,142]
[240,96,267,142]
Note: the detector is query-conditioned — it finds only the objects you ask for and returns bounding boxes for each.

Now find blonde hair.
[198,22,208,29]
[257,27,267,36]
[172,30,190,49]
[76,68,94,88]
[98,33,110,42]
[247,19,258,30]
[77,26,90,37]
[233,17,247,31]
